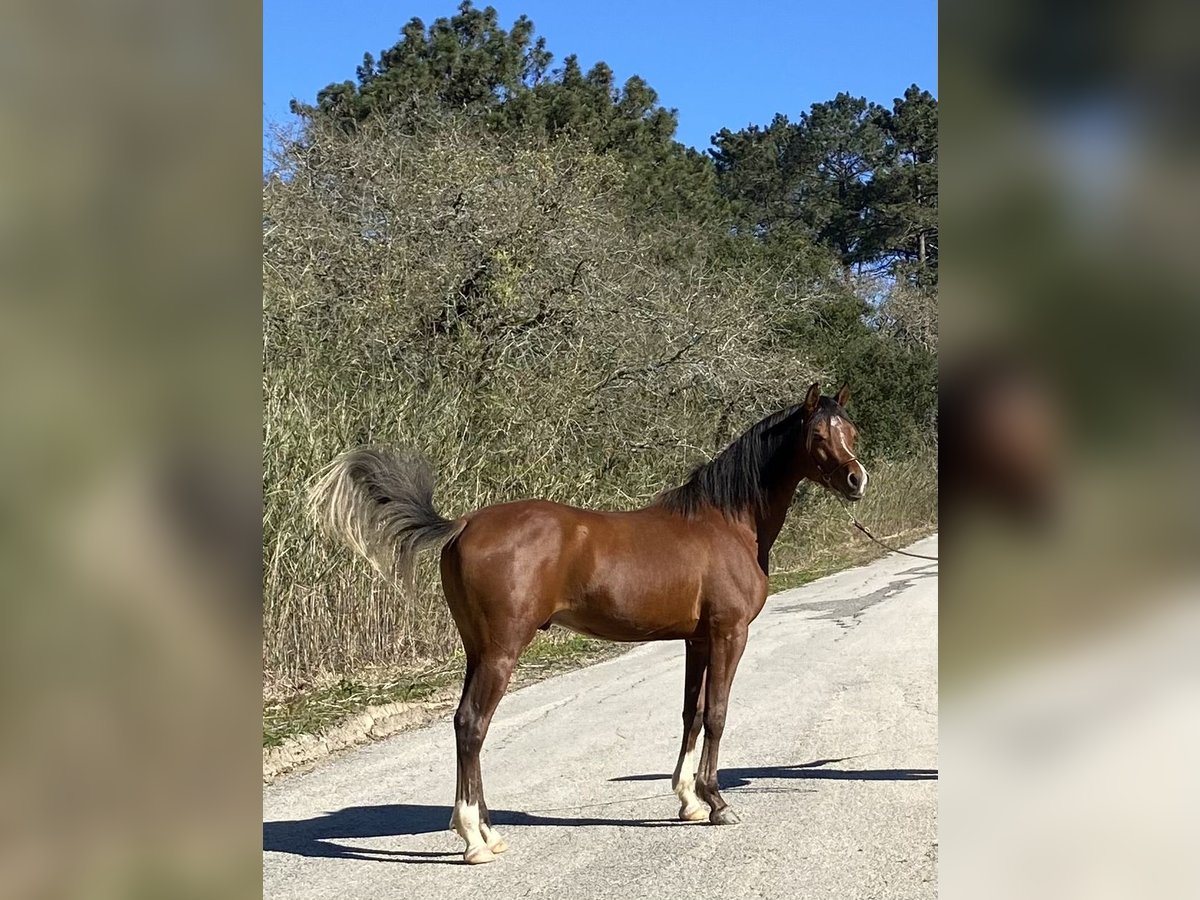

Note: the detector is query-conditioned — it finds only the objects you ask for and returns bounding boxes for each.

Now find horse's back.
[446,498,694,588]
[453,497,711,563]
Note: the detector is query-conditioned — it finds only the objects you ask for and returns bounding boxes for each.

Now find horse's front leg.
[671,638,709,821]
[695,624,748,825]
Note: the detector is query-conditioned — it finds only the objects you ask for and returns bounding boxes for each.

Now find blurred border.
[942,0,1200,896]
[0,2,263,897]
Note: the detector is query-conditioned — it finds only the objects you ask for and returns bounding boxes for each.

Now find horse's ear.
[804,382,821,413]
[835,383,851,408]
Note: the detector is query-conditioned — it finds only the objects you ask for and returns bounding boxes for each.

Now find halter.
[815,453,860,489]
[804,409,861,490]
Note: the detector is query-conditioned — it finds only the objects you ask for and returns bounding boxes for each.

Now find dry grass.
[770,451,939,581]
[263,633,621,749]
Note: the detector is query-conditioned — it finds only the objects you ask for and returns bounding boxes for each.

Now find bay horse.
[309,382,867,864]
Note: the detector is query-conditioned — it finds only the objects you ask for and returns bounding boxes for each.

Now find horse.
[939,349,1061,528]
[309,382,868,864]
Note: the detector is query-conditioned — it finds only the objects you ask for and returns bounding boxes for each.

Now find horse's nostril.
[847,472,860,489]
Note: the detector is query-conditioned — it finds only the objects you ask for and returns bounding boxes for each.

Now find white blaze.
[831,417,868,491]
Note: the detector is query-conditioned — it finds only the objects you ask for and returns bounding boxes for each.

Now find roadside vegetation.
[263,3,937,745]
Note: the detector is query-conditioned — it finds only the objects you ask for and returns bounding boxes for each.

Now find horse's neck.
[752,463,808,574]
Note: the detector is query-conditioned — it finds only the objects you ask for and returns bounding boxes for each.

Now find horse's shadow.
[263,804,677,865]
[263,758,936,865]
[611,757,939,789]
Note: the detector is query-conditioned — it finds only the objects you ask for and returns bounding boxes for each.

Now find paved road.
[264,537,938,899]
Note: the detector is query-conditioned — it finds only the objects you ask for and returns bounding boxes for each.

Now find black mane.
[657,400,842,518]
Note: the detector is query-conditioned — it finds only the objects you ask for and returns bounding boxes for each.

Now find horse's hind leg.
[671,639,709,821]
[450,647,520,864]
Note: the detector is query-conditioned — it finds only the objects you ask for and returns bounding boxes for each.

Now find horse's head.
[800,382,868,502]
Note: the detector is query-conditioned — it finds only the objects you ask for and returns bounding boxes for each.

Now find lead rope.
[838,501,939,562]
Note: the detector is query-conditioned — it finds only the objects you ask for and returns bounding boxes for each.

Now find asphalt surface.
[263,536,938,899]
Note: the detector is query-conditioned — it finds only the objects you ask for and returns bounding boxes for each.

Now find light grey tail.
[308,448,465,585]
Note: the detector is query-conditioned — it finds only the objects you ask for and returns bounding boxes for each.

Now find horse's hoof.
[485,831,509,854]
[709,807,741,826]
[679,802,707,822]
[464,845,498,865]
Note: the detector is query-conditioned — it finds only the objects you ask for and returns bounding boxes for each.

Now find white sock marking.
[452,800,487,852]
[673,746,701,810]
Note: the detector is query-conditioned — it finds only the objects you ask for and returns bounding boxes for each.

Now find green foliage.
[291,3,547,126]
[291,2,719,227]
[874,86,939,280]
[833,332,937,455]
[708,85,938,456]
[712,85,938,284]
[772,283,937,457]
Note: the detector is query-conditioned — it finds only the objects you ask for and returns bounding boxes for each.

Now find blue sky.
[264,0,936,153]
